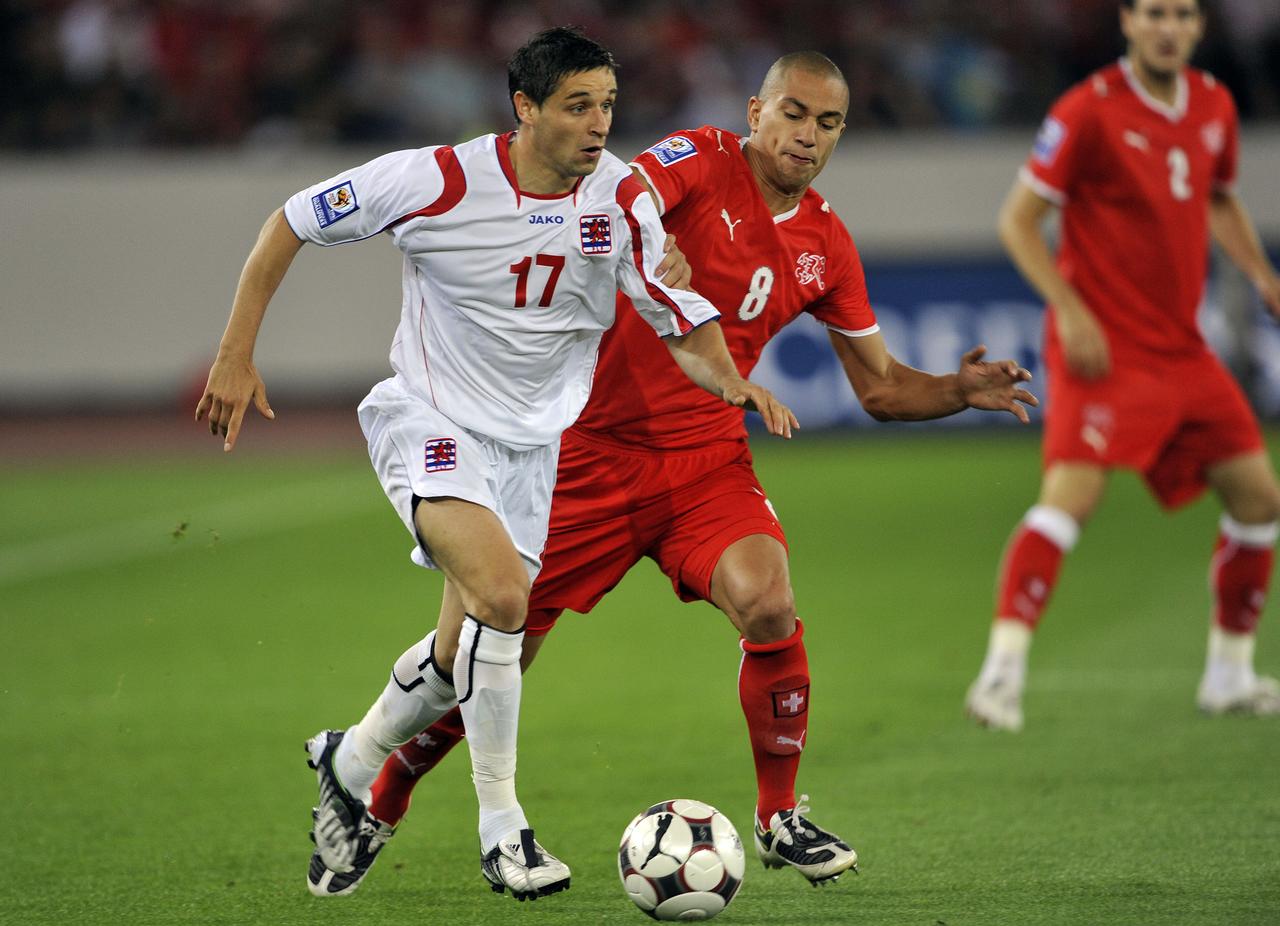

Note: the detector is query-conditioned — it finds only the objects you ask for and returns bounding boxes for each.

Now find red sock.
[995,517,1072,628]
[739,620,808,827]
[1210,524,1274,635]
[367,707,465,825]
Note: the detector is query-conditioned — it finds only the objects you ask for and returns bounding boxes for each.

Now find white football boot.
[307,812,396,897]
[1197,627,1280,715]
[480,828,571,901]
[305,730,367,874]
[754,797,857,884]
[965,620,1030,732]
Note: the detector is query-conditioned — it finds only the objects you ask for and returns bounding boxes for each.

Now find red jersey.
[572,126,878,450]
[1022,59,1238,362]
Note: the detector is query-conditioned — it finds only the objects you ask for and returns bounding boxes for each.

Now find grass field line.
[0,473,383,587]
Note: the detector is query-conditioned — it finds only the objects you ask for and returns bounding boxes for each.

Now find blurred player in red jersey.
[306,52,1037,896]
[965,0,1280,732]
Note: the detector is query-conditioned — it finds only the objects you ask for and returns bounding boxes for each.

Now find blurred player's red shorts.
[526,427,787,635]
[1043,347,1263,509]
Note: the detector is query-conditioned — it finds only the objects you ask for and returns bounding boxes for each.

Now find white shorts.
[358,377,559,582]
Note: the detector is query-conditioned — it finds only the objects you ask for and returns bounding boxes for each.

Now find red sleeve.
[1021,82,1095,205]
[628,128,714,216]
[1215,88,1239,190]
[807,222,877,334]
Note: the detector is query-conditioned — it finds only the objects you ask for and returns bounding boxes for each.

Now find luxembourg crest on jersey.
[579,214,612,254]
[424,437,457,473]
[312,180,359,228]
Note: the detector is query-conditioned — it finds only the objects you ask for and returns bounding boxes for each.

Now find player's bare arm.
[998,179,1109,379]
[195,207,302,451]
[1209,190,1280,318]
[829,329,1036,423]
[664,321,797,438]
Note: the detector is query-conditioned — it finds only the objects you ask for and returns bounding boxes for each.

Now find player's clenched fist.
[195,352,274,452]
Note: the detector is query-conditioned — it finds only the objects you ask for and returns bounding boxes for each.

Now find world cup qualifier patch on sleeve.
[311,181,359,228]
[646,135,698,166]
[1032,116,1067,165]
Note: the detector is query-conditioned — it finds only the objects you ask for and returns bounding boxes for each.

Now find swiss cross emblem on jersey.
[795,252,827,291]
[772,685,809,718]
[424,438,457,473]
[579,214,612,254]
[1201,120,1225,156]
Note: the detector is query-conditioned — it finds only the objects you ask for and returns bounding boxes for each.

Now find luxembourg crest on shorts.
[580,214,612,254]
[424,438,457,472]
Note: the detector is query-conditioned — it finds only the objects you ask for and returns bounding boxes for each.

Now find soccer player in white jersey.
[195,27,796,901]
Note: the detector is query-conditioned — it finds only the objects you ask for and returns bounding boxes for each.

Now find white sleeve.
[614,182,720,337]
[282,148,449,246]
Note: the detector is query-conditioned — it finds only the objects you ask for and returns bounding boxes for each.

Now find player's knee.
[1222,476,1280,525]
[733,581,797,644]
[470,579,530,632]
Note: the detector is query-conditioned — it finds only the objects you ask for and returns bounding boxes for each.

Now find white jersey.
[284,132,719,450]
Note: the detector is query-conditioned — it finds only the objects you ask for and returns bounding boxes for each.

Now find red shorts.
[1043,347,1263,509]
[526,428,788,635]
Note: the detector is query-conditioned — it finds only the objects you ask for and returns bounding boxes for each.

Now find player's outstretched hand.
[957,345,1038,424]
[655,234,693,292]
[721,379,798,438]
[194,353,274,452]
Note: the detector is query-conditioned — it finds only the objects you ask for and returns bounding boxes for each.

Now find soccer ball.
[618,799,745,921]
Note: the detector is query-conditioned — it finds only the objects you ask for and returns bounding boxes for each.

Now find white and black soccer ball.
[618,799,745,921]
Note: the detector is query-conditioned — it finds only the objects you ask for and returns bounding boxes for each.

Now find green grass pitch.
[4,429,1279,925]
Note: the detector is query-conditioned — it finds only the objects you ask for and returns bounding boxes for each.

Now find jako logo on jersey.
[312,180,359,228]
[795,252,827,291]
[647,135,698,166]
[1032,115,1066,165]
[579,214,612,254]
[424,438,457,473]
[529,214,565,225]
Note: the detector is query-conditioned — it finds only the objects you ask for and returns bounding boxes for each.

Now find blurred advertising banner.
[749,255,1280,429]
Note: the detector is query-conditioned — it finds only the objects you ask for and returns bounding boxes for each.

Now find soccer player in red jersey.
[965,0,1280,732]
[306,52,1037,896]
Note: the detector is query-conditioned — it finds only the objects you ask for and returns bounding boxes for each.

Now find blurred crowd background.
[6,0,1280,151]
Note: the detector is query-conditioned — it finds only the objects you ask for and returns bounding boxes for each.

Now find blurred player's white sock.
[336,630,457,802]
[455,614,529,851]
[976,619,1032,688]
[1202,625,1257,692]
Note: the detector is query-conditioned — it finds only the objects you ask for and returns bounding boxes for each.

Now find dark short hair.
[758,51,849,106]
[1120,0,1202,10]
[507,26,617,120]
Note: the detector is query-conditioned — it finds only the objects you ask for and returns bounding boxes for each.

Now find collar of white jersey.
[1119,56,1188,122]
[495,131,584,208]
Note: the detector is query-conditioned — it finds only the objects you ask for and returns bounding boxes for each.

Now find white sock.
[977,619,1032,689]
[1203,625,1257,691]
[455,614,528,851]
[335,631,457,802]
